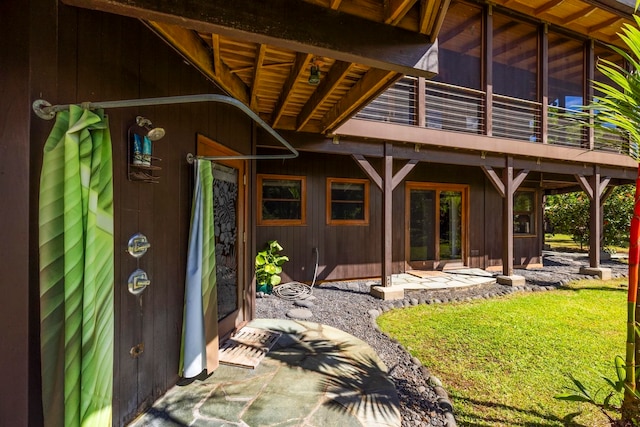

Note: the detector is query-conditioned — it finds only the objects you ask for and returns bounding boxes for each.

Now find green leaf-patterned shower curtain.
[180,159,218,378]
[39,105,114,427]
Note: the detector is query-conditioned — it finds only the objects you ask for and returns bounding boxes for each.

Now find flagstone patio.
[128,318,401,427]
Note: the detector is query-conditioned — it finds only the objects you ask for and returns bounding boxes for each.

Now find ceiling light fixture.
[308,58,321,85]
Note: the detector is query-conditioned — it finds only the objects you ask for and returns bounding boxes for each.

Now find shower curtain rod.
[32,94,298,162]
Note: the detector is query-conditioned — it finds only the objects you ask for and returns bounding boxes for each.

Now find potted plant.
[255,240,289,294]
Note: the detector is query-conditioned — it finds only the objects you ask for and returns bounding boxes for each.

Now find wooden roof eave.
[62,0,439,78]
[321,70,402,134]
[146,21,251,105]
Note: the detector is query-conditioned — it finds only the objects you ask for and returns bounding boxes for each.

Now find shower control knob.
[127,233,150,258]
[128,269,150,295]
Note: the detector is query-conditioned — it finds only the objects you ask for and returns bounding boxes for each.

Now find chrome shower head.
[136,116,165,141]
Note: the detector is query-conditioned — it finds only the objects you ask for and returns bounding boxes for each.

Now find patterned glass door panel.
[212,162,239,321]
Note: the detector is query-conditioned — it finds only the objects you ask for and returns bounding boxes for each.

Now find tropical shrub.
[545,185,634,250]
[255,240,289,290]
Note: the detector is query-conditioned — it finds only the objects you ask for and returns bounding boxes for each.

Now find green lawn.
[545,233,629,254]
[377,280,628,426]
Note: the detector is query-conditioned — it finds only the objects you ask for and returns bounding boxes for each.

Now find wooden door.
[197,135,248,343]
[405,182,468,270]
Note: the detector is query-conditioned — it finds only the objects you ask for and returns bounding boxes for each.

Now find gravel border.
[255,252,629,427]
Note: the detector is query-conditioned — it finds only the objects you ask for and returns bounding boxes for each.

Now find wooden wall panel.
[256,152,383,282]
[29,4,256,425]
[255,154,541,280]
[484,180,504,269]
[0,0,31,425]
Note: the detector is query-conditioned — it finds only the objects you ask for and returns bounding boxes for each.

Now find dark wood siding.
[257,152,383,281]
[0,0,31,425]
[257,153,542,281]
[26,2,254,425]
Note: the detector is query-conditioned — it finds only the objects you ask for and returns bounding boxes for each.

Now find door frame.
[404,181,469,270]
[197,134,248,342]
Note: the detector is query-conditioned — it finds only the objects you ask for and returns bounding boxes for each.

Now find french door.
[405,182,468,270]
[197,135,247,342]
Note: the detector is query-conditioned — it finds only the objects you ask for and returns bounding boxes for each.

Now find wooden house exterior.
[1,0,638,425]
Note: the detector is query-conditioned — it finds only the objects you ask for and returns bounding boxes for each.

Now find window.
[514,190,536,235]
[326,178,369,225]
[258,174,306,225]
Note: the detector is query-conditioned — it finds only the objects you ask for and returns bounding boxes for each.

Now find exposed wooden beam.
[146,21,250,105]
[419,0,436,34]
[231,61,292,74]
[602,183,615,201]
[429,0,451,43]
[211,34,221,76]
[250,43,267,110]
[535,0,565,15]
[321,70,400,133]
[330,0,342,9]
[513,169,530,190]
[574,174,593,198]
[561,6,597,26]
[600,177,612,197]
[272,53,313,127]
[65,0,438,77]
[297,61,353,131]
[352,154,383,189]
[589,16,623,34]
[392,159,419,189]
[481,166,505,197]
[575,173,613,200]
[386,0,418,26]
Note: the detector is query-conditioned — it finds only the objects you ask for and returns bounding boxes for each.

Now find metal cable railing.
[492,95,541,142]
[355,77,417,125]
[354,78,631,155]
[547,106,586,148]
[594,128,627,153]
[425,81,485,134]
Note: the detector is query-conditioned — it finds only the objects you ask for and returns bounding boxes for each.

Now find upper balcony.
[337,1,637,171]
[347,77,631,170]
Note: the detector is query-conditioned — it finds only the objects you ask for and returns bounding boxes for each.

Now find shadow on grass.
[556,284,628,294]
[452,394,591,427]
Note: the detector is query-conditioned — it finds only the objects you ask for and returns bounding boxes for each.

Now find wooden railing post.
[417,77,426,128]
[484,4,493,137]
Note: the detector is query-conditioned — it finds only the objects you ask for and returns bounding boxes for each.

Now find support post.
[502,157,514,277]
[589,166,602,268]
[382,142,394,287]
[575,166,612,279]
[359,152,417,300]
[494,156,528,286]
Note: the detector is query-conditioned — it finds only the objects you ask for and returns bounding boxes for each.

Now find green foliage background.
[545,184,635,249]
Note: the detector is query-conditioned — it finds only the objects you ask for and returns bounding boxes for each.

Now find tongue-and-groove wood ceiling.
[64,0,635,134]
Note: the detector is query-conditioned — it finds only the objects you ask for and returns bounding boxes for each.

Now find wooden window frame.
[514,189,537,237]
[326,178,370,226]
[258,174,306,226]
